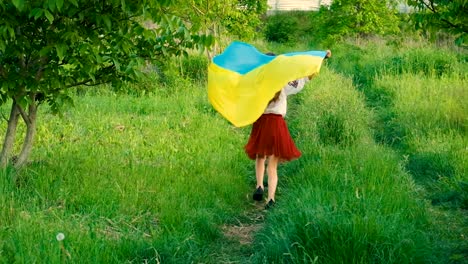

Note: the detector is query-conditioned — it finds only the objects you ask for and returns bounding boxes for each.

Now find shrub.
[179,55,209,83]
[264,12,299,43]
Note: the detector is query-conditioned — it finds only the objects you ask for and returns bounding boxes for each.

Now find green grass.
[322,38,467,262]
[0,37,466,263]
[250,69,435,264]
[0,83,253,263]
[374,74,467,206]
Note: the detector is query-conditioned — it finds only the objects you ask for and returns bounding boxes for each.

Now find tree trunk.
[0,102,20,168]
[14,102,38,168]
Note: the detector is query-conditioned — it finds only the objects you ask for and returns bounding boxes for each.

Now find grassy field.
[0,38,466,263]
[0,81,254,262]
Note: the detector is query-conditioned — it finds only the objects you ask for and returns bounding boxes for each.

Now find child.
[244,50,331,209]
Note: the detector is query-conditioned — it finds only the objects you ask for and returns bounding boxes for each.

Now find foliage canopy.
[407,0,468,46]
[311,0,400,44]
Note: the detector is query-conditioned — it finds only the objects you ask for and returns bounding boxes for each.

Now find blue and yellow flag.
[208,41,327,127]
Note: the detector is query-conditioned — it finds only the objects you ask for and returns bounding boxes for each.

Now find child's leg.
[255,155,266,188]
[266,155,279,201]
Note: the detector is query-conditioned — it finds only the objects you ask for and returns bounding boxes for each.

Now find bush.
[179,55,209,83]
[264,13,299,43]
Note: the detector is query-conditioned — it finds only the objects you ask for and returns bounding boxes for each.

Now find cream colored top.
[264,77,308,116]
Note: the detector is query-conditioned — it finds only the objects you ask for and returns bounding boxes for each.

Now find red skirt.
[244,114,301,161]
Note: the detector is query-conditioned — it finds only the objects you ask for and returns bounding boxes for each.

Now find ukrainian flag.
[208,41,328,127]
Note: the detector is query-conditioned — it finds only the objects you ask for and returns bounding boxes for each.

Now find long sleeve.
[283,77,309,96]
[264,89,287,116]
[263,77,310,116]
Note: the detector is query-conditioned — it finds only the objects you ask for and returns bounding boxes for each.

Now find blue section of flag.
[212,41,274,75]
[212,41,327,75]
[285,51,327,57]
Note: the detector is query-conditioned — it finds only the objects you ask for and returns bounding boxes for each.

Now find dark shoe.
[253,187,264,201]
[265,199,276,210]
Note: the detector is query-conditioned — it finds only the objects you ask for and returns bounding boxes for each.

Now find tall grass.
[0,38,466,263]
[251,70,435,263]
[369,73,467,252]
[321,38,467,262]
[0,81,253,262]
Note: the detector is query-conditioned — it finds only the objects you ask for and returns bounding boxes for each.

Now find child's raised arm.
[284,77,308,95]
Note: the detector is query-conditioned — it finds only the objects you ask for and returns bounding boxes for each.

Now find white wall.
[267,0,411,13]
[267,0,332,11]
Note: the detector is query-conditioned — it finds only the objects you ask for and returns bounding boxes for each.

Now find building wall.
[267,0,411,13]
[267,0,332,11]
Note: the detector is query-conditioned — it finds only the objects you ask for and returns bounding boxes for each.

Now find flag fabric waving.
[208,41,327,127]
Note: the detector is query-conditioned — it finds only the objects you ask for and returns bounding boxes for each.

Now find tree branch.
[12,93,37,126]
[58,64,116,90]
[35,57,48,81]
[440,18,460,30]
[14,100,30,125]
[191,2,205,16]
[429,0,437,13]
[65,78,96,88]
[420,0,436,13]
[83,81,109,87]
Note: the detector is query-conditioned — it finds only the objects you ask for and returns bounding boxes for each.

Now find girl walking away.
[245,50,331,209]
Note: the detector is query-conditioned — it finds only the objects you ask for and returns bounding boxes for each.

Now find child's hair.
[269,90,281,104]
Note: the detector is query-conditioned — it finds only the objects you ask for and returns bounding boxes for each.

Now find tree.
[313,0,400,43]
[407,0,467,46]
[264,12,299,43]
[222,0,267,40]
[0,0,213,168]
[169,0,267,57]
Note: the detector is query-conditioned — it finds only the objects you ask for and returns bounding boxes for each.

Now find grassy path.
[218,64,466,263]
[1,40,465,263]
[327,44,468,262]
[217,203,266,263]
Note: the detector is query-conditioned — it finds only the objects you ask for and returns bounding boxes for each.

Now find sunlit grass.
[0,83,253,262]
[0,37,466,263]
[251,69,435,264]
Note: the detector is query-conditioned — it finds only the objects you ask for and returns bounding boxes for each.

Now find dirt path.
[214,202,267,263]
[222,203,265,244]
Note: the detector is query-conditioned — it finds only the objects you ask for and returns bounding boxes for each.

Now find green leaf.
[69,0,78,7]
[56,0,64,11]
[112,58,121,71]
[89,72,96,82]
[29,8,42,19]
[12,0,25,11]
[95,53,102,64]
[44,9,54,23]
[184,27,190,39]
[102,16,112,30]
[48,0,56,11]
[0,40,5,52]
[33,9,44,20]
[39,46,53,56]
[7,26,15,39]
[56,44,67,61]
